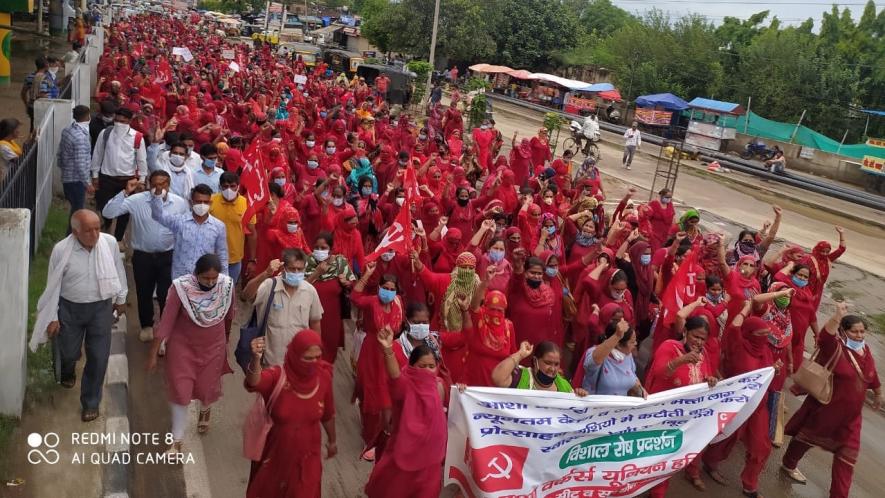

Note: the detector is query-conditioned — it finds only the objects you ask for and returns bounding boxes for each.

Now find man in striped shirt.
[57,105,94,229]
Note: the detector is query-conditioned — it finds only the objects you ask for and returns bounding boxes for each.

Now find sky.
[610,0,878,27]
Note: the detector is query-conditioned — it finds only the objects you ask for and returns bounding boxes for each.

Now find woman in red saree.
[462,284,517,387]
[510,135,533,187]
[507,253,564,352]
[529,128,552,169]
[352,263,407,456]
[802,227,846,308]
[774,263,817,369]
[365,330,448,498]
[781,304,882,498]
[646,316,718,497]
[647,188,675,251]
[331,204,366,274]
[472,121,495,171]
[305,232,356,364]
[702,304,776,498]
[244,330,336,498]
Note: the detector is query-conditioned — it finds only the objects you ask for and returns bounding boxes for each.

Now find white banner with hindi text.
[444,368,774,498]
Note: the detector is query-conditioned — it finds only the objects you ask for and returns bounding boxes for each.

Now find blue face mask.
[378,288,396,304]
[640,254,652,265]
[361,186,372,196]
[274,178,286,187]
[203,159,217,168]
[575,233,596,247]
[706,292,722,304]
[488,249,505,263]
[791,276,808,288]
[545,266,558,278]
[320,112,328,119]
[845,337,865,352]
[546,225,556,235]
[307,160,319,169]
[282,271,304,287]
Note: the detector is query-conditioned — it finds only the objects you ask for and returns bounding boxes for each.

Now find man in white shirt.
[622,121,641,170]
[102,170,189,342]
[91,107,148,240]
[158,142,196,198]
[191,143,223,193]
[42,210,128,422]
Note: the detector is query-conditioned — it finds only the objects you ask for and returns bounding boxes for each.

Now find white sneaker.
[139,326,154,343]
[626,164,632,170]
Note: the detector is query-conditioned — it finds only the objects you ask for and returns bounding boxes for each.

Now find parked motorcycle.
[741,139,779,161]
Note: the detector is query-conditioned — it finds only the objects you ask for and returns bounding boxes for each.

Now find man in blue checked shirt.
[103,170,188,342]
[57,105,94,229]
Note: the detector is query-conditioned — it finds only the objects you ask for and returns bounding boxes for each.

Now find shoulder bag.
[791,339,843,405]
[242,367,286,461]
[236,278,277,373]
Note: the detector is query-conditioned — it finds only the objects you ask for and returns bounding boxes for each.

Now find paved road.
[119,102,885,498]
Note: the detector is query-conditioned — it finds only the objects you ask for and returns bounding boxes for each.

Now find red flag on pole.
[402,165,421,204]
[240,142,269,234]
[366,200,413,262]
[659,249,703,327]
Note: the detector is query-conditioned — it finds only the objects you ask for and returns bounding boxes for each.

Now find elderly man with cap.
[30,210,128,422]
[91,107,148,242]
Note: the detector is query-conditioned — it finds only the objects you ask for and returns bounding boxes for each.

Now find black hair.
[219,171,239,185]
[73,105,91,121]
[602,321,635,347]
[533,341,560,360]
[610,269,628,286]
[406,302,429,320]
[314,231,333,247]
[839,315,866,332]
[200,143,218,156]
[194,253,222,274]
[268,181,284,198]
[456,187,469,197]
[191,183,213,198]
[705,275,722,288]
[738,230,756,242]
[380,273,399,291]
[179,132,193,142]
[408,345,436,366]
[164,131,182,144]
[100,100,118,115]
[791,263,810,275]
[685,316,710,333]
[658,188,671,196]
[148,169,171,182]
[524,256,544,272]
[0,118,21,139]
[281,248,308,265]
[169,142,187,153]
[34,56,48,69]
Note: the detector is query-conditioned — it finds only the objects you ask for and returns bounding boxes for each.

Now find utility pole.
[789,109,806,144]
[744,96,751,134]
[263,0,271,31]
[424,0,440,107]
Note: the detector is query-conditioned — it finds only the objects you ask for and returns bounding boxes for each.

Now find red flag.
[366,200,413,262]
[240,143,269,234]
[464,443,529,493]
[660,249,702,327]
[402,165,421,204]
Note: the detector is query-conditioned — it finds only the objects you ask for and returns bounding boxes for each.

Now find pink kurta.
[154,286,236,405]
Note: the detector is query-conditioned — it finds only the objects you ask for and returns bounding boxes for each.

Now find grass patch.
[870,313,885,335]
[0,200,68,467]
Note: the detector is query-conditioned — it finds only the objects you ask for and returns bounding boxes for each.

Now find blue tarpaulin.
[688,97,745,115]
[861,109,885,117]
[635,93,689,111]
[580,82,615,92]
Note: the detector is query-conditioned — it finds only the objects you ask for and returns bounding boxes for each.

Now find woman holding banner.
[491,341,579,394]
[781,303,882,498]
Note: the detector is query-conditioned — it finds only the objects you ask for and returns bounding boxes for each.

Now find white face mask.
[395,198,405,207]
[113,122,129,135]
[332,198,344,207]
[313,249,329,261]
[409,323,430,340]
[192,203,210,217]
[221,187,238,201]
[76,121,90,132]
[380,251,396,262]
[152,189,167,199]
[286,223,298,233]
[169,154,186,168]
[48,67,58,76]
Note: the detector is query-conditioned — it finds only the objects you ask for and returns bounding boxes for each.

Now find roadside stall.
[634,92,689,138]
[684,97,745,152]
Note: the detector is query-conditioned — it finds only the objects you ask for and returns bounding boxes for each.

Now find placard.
[635,108,673,126]
[222,49,235,60]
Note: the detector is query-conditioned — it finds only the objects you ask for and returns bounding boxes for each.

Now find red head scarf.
[628,240,654,322]
[283,329,331,392]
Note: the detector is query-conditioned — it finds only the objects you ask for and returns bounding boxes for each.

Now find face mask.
[197,281,216,292]
[48,67,59,76]
[306,140,315,148]
[546,225,556,235]
[313,249,329,261]
[409,323,430,340]
[395,197,405,207]
[378,288,396,304]
[307,160,319,169]
[844,337,865,352]
[791,276,808,288]
[286,223,298,233]
[76,121,90,132]
[398,159,408,166]
[661,197,671,204]
[273,178,286,187]
[283,271,304,287]
[192,203,210,216]
[203,159,217,169]
[611,289,626,301]
[326,147,336,154]
[102,115,114,124]
[533,361,556,385]
[332,198,344,207]
[545,266,558,278]
[457,198,469,207]
[543,198,554,206]
[380,251,396,262]
[186,146,194,155]
[706,292,722,304]
[575,233,596,247]
[610,349,627,362]
[739,240,756,253]
[488,249,505,263]
[320,112,328,119]
[221,187,237,201]
[526,278,542,289]
[361,187,373,196]
[480,125,489,130]
[418,133,427,141]
[113,122,129,134]
[640,254,652,266]
[774,296,791,310]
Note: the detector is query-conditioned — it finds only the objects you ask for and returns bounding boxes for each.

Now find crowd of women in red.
[103,12,881,498]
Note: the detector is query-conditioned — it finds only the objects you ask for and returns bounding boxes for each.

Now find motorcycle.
[741,140,778,161]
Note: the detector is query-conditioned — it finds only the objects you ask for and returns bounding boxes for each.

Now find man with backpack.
[90,107,148,242]
[20,57,52,132]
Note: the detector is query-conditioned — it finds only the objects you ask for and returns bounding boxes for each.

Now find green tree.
[485,0,582,69]
[358,0,392,53]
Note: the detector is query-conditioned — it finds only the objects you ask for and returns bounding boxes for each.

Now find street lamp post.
[424,0,440,107]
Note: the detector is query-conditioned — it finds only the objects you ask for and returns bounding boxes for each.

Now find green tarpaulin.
[719,111,878,160]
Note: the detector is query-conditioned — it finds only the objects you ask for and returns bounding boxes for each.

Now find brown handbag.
[557,275,578,322]
[792,341,843,405]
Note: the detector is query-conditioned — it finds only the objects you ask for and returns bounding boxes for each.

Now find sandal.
[703,464,727,485]
[742,489,763,498]
[360,447,375,462]
[61,377,76,389]
[781,465,807,484]
[81,409,99,422]
[685,473,706,491]
[197,408,211,434]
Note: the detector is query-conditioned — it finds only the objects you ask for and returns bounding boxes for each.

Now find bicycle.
[562,127,601,163]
